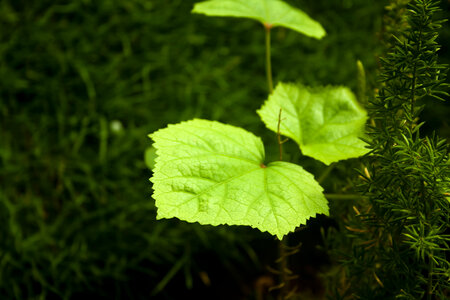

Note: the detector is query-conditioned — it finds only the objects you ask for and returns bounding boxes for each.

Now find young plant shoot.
[149,0,368,240]
[192,0,325,94]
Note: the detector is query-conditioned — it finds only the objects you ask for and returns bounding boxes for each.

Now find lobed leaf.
[192,0,325,39]
[150,119,328,239]
[257,83,369,165]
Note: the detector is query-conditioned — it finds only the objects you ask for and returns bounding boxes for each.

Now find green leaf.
[150,119,328,239]
[192,0,326,39]
[257,83,369,165]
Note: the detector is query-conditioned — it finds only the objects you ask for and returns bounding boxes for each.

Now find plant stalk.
[278,237,289,300]
[277,108,284,161]
[324,193,363,200]
[317,163,335,184]
[275,108,290,299]
[265,23,273,94]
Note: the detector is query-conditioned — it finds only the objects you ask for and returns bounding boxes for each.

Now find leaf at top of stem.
[150,119,328,239]
[192,0,326,39]
[257,82,370,165]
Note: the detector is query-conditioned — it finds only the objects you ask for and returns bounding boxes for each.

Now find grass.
[0,0,447,298]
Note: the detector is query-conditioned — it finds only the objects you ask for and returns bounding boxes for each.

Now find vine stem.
[267,23,290,299]
[324,193,364,200]
[265,23,273,94]
[317,163,335,184]
[278,237,289,300]
[276,108,291,299]
[409,21,423,134]
[277,109,288,161]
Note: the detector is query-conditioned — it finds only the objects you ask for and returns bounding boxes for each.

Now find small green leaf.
[257,83,369,165]
[192,0,325,39]
[150,119,328,239]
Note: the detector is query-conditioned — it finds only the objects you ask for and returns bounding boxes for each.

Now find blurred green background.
[0,0,448,299]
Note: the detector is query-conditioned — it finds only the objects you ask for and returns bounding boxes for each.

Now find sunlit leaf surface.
[150,119,328,238]
[257,83,369,165]
[192,0,325,39]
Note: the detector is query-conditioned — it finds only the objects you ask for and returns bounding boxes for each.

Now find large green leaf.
[192,0,325,39]
[150,119,328,239]
[257,83,369,165]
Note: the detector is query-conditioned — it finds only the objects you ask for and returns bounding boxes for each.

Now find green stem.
[278,237,289,300]
[275,108,289,299]
[317,163,335,184]
[410,63,417,133]
[409,25,423,134]
[324,193,364,200]
[356,60,367,105]
[265,24,273,94]
[277,109,284,161]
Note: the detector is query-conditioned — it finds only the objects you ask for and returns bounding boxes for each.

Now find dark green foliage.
[326,0,449,298]
[0,1,264,298]
[3,0,447,299]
